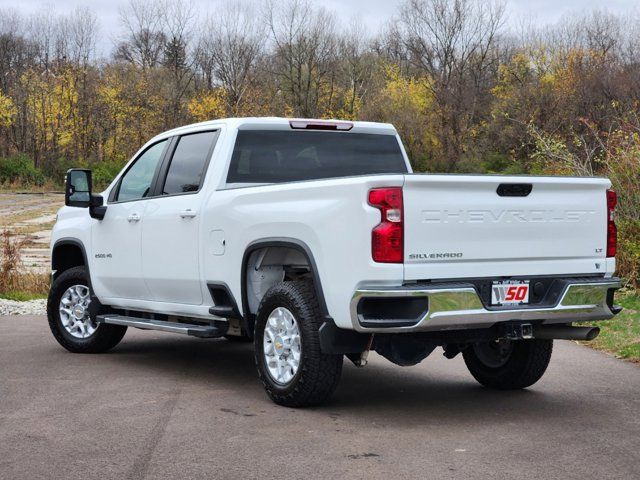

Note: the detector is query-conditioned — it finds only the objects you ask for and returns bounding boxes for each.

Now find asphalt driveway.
[1,315,638,480]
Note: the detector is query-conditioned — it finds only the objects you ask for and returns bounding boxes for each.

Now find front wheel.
[254,281,343,407]
[47,266,127,353]
[463,338,553,390]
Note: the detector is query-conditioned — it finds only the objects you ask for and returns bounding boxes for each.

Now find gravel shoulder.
[0,298,46,316]
[0,192,63,274]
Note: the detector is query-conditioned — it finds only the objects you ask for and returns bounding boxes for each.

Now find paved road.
[1,316,638,480]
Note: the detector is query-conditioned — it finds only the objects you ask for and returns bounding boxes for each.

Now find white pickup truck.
[48,117,621,407]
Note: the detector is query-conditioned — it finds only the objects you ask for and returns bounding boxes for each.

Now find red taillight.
[606,189,617,257]
[369,187,403,263]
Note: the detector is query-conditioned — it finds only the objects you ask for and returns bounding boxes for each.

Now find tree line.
[0,0,637,283]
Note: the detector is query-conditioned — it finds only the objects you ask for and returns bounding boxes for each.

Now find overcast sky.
[2,0,639,55]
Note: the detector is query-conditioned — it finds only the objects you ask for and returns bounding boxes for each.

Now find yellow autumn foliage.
[363,64,439,171]
[0,90,17,128]
[187,89,228,122]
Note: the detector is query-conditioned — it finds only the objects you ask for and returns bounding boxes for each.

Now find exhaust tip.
[585,326,600,341]
[533,325,601,341]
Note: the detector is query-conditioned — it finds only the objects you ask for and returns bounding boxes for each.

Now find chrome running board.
[96,314,225,338]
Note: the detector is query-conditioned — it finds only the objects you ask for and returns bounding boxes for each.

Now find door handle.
[127,213,141,223]
[180,209,197,219]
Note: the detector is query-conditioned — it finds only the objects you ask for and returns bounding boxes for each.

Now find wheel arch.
[51,238,91,286]
[240,238,331,335]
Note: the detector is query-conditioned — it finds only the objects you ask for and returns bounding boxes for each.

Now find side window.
[162,131,216,195]
[116,140,167,202]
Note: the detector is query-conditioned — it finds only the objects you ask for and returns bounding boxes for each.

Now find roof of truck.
[154,117,398,141]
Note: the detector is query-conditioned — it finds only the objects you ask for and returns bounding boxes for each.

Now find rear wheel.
[47,266,127,353]
[463,338,553,390]
[254,281,343,407]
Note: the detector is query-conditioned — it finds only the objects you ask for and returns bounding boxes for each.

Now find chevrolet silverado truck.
[48,117,622,407]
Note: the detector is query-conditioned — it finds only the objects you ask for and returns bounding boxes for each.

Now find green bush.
[43,156,85,185]
[481,152,527,174]
[0,154,45,185]
[618,220,640,290]
[92,160,125,190]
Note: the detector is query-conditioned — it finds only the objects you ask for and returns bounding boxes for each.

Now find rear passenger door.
[140,130,219,304]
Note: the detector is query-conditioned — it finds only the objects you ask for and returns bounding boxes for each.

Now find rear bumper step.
[96,315,227,338]
[351,278,621,333]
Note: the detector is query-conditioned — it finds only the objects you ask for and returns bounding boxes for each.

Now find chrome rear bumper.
[350,279,621,333]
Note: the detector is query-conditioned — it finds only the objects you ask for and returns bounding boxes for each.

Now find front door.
[90,139,169,300]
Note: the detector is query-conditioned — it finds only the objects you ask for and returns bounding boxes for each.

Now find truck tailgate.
[403,175,611,281]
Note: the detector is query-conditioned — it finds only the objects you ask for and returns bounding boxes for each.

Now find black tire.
[47,266,127,353]
[254,281,343,407]
[463,339,553,390]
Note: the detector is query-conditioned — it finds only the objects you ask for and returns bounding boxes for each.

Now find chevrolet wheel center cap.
[73,305,85,318]
[274,337,285,354]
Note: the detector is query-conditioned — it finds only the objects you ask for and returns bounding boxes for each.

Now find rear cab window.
[226,130,408,184]
[162,130,218,195]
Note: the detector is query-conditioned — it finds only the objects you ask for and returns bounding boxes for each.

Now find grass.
[0,231,50,300]
[0,178,62,193]
[0,290,47,301]
[585,293,640,362]
[0,271,50,300]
